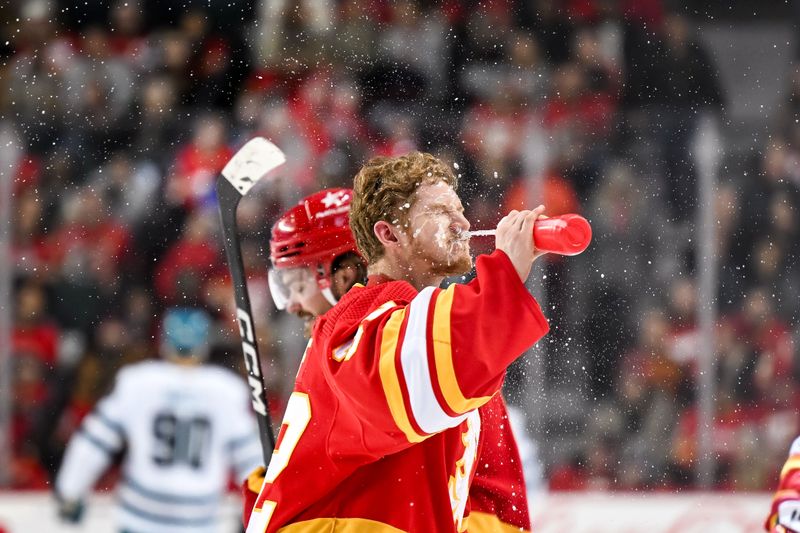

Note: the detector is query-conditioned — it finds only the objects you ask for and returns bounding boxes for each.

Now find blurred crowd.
[3,0,800,494]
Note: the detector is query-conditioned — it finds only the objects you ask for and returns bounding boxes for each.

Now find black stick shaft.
[216,178,276,461]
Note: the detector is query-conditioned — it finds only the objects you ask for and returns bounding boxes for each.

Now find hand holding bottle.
[472,213,592,256]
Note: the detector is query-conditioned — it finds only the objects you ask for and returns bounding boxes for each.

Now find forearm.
[55,432,114,501]
[443,250,549,403]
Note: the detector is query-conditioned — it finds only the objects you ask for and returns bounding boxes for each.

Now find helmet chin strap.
[315,264,339,306]
[321,286,338,307]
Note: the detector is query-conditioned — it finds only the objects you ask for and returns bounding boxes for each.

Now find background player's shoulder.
[199,364,252,396]
[203,363,247,382]
[113,359,169,386]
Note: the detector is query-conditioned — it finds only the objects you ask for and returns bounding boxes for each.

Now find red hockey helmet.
[268,188,360,308]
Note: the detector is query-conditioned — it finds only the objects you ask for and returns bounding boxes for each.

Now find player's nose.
[453,211,470,233]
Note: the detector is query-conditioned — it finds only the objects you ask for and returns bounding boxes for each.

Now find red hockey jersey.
[468,394,531,532]
[247,250,549,533]
[766,437,800,532]
[243,394,533,532]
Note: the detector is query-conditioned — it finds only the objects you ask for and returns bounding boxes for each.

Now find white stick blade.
[221,137,286,196]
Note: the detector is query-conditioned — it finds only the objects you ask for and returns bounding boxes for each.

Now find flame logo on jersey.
[448,410,481,532]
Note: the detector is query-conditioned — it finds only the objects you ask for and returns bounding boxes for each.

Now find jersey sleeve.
[55,372,129,501]
[325,249,549,451]
[766,437,800,532]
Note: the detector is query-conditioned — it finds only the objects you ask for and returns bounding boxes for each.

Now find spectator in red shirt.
[154,208,222,303]
[11,279,59,489]
[166,113,233,210]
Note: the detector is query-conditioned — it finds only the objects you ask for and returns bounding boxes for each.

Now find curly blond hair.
[350,151,458,263]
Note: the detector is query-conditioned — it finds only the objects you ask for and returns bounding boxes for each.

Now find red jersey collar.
[366,274,395,287]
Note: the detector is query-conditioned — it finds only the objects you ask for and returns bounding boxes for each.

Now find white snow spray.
[466,229,496,237]
[408,192,471,267]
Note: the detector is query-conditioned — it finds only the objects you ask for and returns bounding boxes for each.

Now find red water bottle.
[533,214,592,256]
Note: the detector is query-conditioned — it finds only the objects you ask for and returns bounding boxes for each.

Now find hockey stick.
[216,137,286,461]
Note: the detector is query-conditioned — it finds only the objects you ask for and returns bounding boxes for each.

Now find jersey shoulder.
[319,281,418,341]
[115,360,246,396]
[114,359,168,387]
[198,364,250,390]
[191,364,252,406]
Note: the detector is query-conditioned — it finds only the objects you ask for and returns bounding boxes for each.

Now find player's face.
[401,181,472,277]
[278,267,332,335]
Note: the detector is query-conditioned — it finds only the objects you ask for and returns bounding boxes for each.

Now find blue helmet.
[161,308,211,359]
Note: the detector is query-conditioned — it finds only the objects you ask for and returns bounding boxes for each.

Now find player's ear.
[373,220,401,248]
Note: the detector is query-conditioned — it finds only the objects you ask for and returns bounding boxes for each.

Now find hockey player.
[766,437,800,532]
[267,188,367,337]
[246,151,551,533]
[244,187,537,532]
[55,307,262,533]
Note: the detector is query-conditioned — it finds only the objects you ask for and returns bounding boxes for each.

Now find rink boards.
[0,491,771,532]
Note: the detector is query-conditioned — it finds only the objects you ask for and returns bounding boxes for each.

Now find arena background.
[0,0,798,530]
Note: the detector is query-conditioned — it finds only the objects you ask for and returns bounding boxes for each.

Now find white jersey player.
[55,308,262,533]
